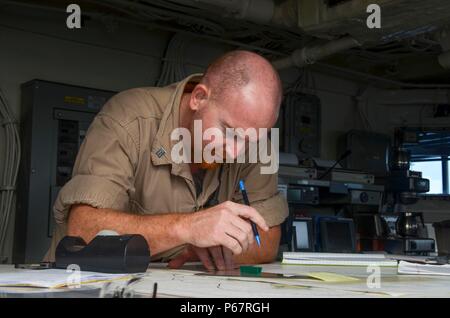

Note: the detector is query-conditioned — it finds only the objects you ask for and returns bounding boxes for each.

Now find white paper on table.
[0,269,132,288]
[283,252,398,267]
[398,261,450,276]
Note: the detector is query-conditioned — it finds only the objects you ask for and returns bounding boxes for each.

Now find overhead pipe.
[315,61,450,89]
[272,36,361,70]
[168,0,297,27]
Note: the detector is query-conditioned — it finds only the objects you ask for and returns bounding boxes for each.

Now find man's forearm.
[67,203,277,264]
[67,204,190,256]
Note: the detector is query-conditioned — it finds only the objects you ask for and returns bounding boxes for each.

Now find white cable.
[0,86,20,261]
[157,33,189,86]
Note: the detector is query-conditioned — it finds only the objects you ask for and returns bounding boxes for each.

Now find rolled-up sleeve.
[53,114,137,224]
[250,192,288,227]
[233,162,289,227]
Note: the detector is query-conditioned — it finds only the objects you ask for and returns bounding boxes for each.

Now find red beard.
[195,162,221,170]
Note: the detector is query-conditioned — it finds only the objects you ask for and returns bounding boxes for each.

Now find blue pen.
[238,180,261,247]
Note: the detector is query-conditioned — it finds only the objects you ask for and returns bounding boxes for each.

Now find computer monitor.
[320,218,356,253]
[292,217,314,252]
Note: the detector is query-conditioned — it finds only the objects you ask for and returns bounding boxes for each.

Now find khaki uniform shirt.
[45,74,288,262]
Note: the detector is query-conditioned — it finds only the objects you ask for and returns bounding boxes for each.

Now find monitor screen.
[292,218,313,251]
[293,221,310,250]
[321,219,355,253]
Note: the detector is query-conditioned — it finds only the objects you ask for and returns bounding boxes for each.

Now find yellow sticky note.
[307,272,359,283]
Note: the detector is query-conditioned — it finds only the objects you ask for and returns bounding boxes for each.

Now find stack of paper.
[398,261,450,276]
[283,252,398,267]
[0,269,131,289]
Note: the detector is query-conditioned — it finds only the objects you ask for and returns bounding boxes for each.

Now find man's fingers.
[167,248,193,269]
[222,247,235,270]
[227,202,268,231]
[224,225,248,252]
[230,216,254,246]
[221,234,243,255]
[194,247,216,271]
[208,246,226,271]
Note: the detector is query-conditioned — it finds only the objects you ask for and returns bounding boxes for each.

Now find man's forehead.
[219,89,276,129]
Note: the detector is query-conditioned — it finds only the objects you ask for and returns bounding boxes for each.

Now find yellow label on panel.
[300,127,311,134]
[64,96,85,105]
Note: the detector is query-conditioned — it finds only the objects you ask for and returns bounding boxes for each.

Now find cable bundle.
[157,33,190,87]
[0,87,20,261]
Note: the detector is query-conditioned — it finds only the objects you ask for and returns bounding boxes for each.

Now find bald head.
[200,50,283,128]
[180,50,283,165]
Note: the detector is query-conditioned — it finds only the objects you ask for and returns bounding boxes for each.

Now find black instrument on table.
[55,234,150,273]
[384,135,435,256]
[396,212,424,238]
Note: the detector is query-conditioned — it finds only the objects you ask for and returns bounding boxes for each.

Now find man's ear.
[190,84,209,111]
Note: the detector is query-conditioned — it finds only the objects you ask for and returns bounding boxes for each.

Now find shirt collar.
[151,73,203,170]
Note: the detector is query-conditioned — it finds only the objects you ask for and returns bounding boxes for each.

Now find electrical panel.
[282,93,321,160]
[14,80,114,263]
[338,130,391,177]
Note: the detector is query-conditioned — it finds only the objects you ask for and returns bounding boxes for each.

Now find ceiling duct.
[295,0,450,42]
[169,0,274,24]
[272,36,360,70]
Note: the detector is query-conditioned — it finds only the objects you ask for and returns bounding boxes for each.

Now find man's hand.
[179,201,269,255]
[168,245,235,271]
[169,225,282,270]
